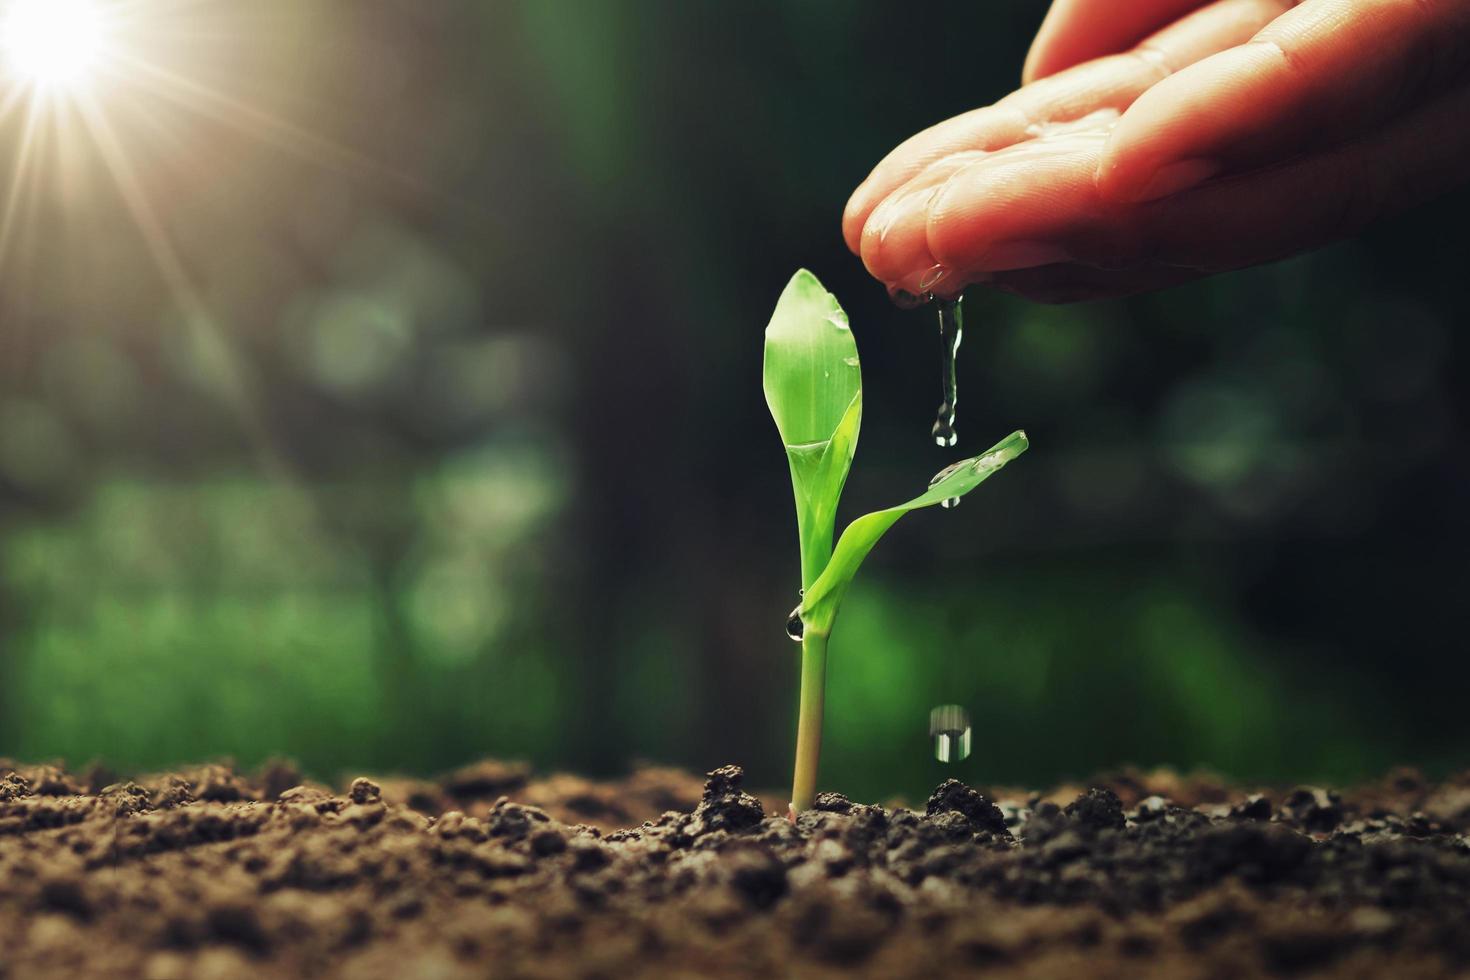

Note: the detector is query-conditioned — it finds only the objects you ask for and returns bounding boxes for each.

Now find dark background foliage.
[0,0,1465,802]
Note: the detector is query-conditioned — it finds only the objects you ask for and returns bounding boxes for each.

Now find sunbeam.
[0,92,42,272]
[110,50,432,194]
[0,0,423,491]
[71,88,296,482]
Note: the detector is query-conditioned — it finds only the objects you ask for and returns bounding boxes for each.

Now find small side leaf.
[801,430,1029,634]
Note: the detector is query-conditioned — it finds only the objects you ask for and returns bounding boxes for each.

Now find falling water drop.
[932,295,963,448]
[786,604,804,642]
[929,704,972,763]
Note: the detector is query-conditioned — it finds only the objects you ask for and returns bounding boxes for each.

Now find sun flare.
[0,0,409,471]
[2,0,105,91]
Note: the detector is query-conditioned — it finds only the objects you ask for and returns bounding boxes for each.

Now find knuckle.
[1127,44,1174,83]
[1244,36,1309,80]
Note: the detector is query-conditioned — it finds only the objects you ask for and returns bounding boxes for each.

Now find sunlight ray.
[0,86,32,129]
[108,51,441,198]
[0,92,45,272]
[71,89,299,485]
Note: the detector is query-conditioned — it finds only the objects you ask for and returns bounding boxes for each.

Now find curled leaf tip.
[997,429,1029,457]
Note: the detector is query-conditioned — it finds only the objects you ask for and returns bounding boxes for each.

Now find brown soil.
[3,758,1470,979]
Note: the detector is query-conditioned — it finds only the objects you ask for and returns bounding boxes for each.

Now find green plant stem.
[790,629,828,815]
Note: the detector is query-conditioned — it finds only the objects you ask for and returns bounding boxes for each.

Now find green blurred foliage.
[0,0,1467,801]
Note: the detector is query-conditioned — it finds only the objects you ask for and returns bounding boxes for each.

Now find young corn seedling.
[764,270,1028,815]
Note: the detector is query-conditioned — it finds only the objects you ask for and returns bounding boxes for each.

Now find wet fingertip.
[858,209,903,281]
[891,266,989,303]
[857,196,897,262]
[888,265,946,302]
[932,272,987,302]
[917,264,951,292]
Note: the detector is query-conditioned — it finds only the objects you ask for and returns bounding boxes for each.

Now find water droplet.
[929,461,966,509]
[929,704,972,763]
[933,296,964,448]
[785,604,804,642]
[932,411,957,448]
[971,451,1003,474]
[918,264,952,292]
[928,461,967,486]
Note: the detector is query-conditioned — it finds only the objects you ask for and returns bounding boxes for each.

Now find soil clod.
[1064,787,1126,831]
[3,760,1470,978]
[347,778,381,805]
[924,779,1009,835]
[1231,793,1273,822]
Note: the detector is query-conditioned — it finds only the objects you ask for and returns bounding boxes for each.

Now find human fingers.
[1097,0,1470,203]
[974,79,1470,300]
[1022,0,1212,84]
[847,0,1294,270]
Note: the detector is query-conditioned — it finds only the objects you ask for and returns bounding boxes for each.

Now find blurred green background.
[1,0,1467,804]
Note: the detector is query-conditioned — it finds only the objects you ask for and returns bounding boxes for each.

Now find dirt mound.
[2,759,1469,978]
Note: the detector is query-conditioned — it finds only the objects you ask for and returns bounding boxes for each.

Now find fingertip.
[1095,36,1290,202]
[1094,146,1142,204]
[1021,0,1213,89]
[1093,95,1164,203]
[857,184,942,284]
[1095,86,1220,203]
[1019,49,1043,87]
[1020,44,1070,86]
[841,187,871,255]
[926,148,1100,275]
[856,196,897,281]
[1127,158,1222,203]
[1021,0,1072,86]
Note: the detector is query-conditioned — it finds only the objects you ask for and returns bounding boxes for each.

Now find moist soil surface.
[3,759,1470,979]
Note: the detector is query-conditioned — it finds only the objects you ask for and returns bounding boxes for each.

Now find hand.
[843,0,1470,303]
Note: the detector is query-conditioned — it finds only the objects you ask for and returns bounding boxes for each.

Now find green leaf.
[800,430,1029,634]
[763,270,861,448]
[763,270,863,588]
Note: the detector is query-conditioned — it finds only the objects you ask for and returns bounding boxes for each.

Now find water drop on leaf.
[928,461,966,486]
[786,604,804,642]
